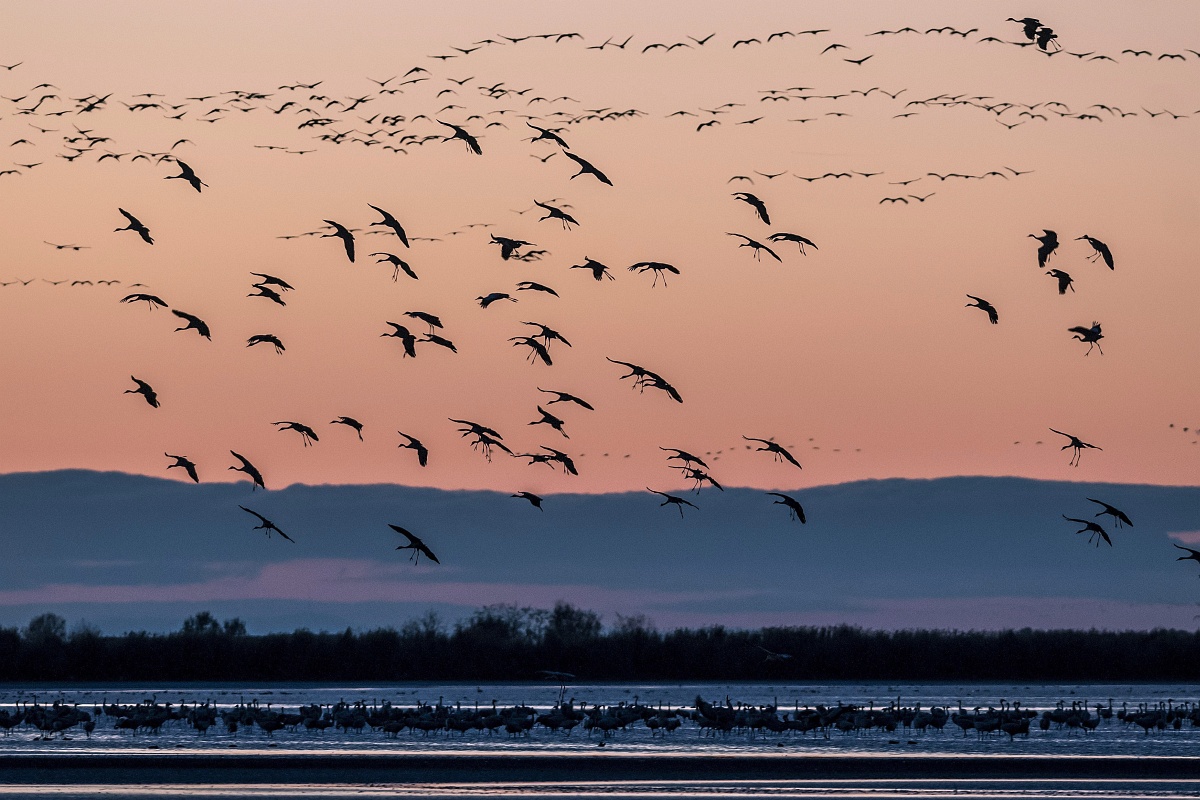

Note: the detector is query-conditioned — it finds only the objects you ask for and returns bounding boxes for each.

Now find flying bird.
[124,376,159,408]
[120,293,167,310]
[228,451,266,490]
[627,261,680,287]
[115,209,153,244]
[1067,321,1103,355]
[1077,235,1114,269]
[390,524,440,564]
[381,322,417,357]
[727,232,782,262]
[767,492,806,523]
[512,491,544,510]
[1087,498,1133,528]
[1029,230,1058,268]
[437,120,482,155]
[247,334,286,354]
[570,257,615,281]
[274,420,319,446]
[1062,515,1111,547]
[537,388,594,410]
[321,220,355,262]
[647,487,698,518]
[164,158,207,192]
[1173,544,1200,574]
[731,192,770,224]
[372,252,418,281]
[489,234,532,260]
[1049,428,1101,467]
[397,431,429,466]
[165,453,199,483]
[743,436,801,468]
[965,295,998,324]
[1046,269,1074,294]
[240,505,295,543]
[562,150,612,185]
[367,204,409,247]
[171,309,211,339]
[330,416,364,441]
[767,232,818,254]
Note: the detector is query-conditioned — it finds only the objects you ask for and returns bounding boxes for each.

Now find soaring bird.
[647,487,698,518]
[512,491,544,510]
[1087,498,1133,528]
[1077,235,1114,269]
[165,453,199,483]
[228,451,266,490]
[274,420,319,446]
[438,120,482,155]
[489,234,532,260]
[1029,230,1058,268]
[1049,428,1101,467]
[539,446,578,475]
[397,431,429,466]
[515,281,558,296]
[479,292,517,308]
[727,233,782,262]
[526,122,569,148]
[1173,544,1200,573]
[404,310,443,333]
[120,293,167,310]
[743,436,802,468]
[767,492,806,523]
[330,416,364,441]
[562,150,612,185]
[381,322,417,357]
[249,272,294,292]
[538,388,594,410]
[767,232,818,254]
[522,321,571,349]
[661,447,708,468]
[965,295,998,324]
[247,334,286,354]
[125,376,159,408]
[171,309,211,339]
[1062,515,1111,547]
[372,252,418,281]
[511,336,553,365]
[1046,269,1074,294]
[570,257,615,281]
[1067,321,1103,355]
[248,284,286,306]
[367,204,409,247]
[627,261,680,287]
[530,406,569,438]
[534,200,579,229]
[390,524,440,564]
[115,209,153,244]
[240,505,295,543]
[321,220,355,262]
[1007,17,1043,41]
[422,333,458,353]
[164,158,206,192]
[732,192,770,224]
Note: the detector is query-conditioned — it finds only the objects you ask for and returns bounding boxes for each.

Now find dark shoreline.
[1,754,1198,784]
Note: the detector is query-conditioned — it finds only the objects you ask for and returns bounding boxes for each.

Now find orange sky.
[1,1,1198,495]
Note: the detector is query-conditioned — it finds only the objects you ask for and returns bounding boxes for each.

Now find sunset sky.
[0,3,1197,496]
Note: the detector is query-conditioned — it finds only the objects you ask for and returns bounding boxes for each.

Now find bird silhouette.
[372,252,418,281]
[660,447,708,468]
[1076,235,1114,269]
[249,273,294,291]
[240,505,295,542]
[562,150,612,185]
[124,376,159,408]
[228,451,266,490]
[115,209,153,244]
[1174,544,1200,574]
[165,453,199,483]
[164,158,206,192]
[1029,230,1058,268]
[404,310,443,334]
[437,120,482,155]
[274,420,319,446]
[381,322,418,357]
[479,292,517,308]
[511,336,553,365]
[1067,321,1103,355]
[743,436,802,468]
[767,232,818,254]
[1049,428,1101,467]
[397,431,429,466]
[390,524,440,564]
[1062,515,1111,547]
[534,200,579,229]
[1046,269,1075,294]
[647,487,698,518]
[530,406,569,438]
[171,309,211,339]
[1087,498,1133,528]
[727,233,782,262]
[627,261,680,287]
[512,491,544,510]
[1007,17,1042,41]
[537,388,594,410]
[490,234,532,260]
[965,295,998,324]
[515,281,558,296]
[367,204,409,247]
[120,293,167,310]
[731,192,770,224]
[248,284,286,306]
[526,122,570,149]
[321,220,355,262]
[330,416,364,441]
[247,334,286,354]
[570,257,615,281]
[766,492,806,523]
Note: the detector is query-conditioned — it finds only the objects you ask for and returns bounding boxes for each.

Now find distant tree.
[545,602,602,646]
[24,613,66,643]
[181,612,222,635]
[223,617,247,636]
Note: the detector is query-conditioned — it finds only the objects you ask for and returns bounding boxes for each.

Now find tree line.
[3,605,1199,682]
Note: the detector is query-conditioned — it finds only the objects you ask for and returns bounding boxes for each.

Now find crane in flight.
[240,506,295,543]
[330,416,364,441]
[767,232,818,254]
[321,220,355,262]
[1062,515,1111,547]
[1068,321,1103,355]
[367,204,409,247]
[121,293,167,310]
[489,234,533,260]
[437,120,482,155]
[511,336,553,365]
[538,388,594,410]
[766,492,806,523]
[1173,544,1200,575]
[743,436,802,468]
[627,261,680,287]
[381,322,417,358]
[534,200,579,229]
[390,524,440,564]
[512,491,544,510]
[1087,498,1132,528]
[648,487,698,518]
[247,334,286,354]
[165,453,199,483]
[1046,269,1074,294]
[661,447,708,468]
[732,192,770,224]
[570,257,615,281]
[1029,230,1058,268]
[530,406,569,438]
[229,451,266,490]
[727,233,782,262]
[562,150,612,185]
[372,252,418,281]
[675,465,723,492]
[1049,428,1101,467]
[274,420,319,446]
[125,376,159,408]
[397,431,429,466]
[248,284,286,306]
[1077,235,1114,269]
[965,295,998,324]
[164,158,207,192]
[115,209,153,244]
[171,309,211,339]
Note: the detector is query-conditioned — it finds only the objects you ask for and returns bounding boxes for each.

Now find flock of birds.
[5,693,1200,746]
[1,13,1197,590]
